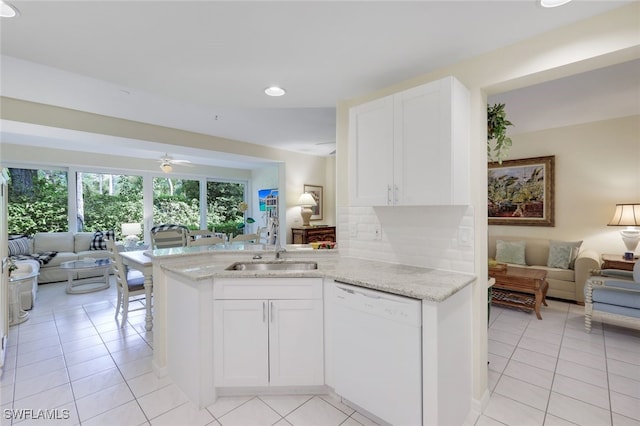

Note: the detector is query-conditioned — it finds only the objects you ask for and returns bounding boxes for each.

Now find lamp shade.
[121,222,142,236]
[608,204,640,226]
[298,192,317,207]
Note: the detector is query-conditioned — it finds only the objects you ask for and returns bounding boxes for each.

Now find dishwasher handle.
[336,285,381,299]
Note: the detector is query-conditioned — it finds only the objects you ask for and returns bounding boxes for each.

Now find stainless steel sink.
[225,261,318,271]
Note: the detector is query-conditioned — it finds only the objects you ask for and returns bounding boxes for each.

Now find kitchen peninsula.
[148,244,476,426]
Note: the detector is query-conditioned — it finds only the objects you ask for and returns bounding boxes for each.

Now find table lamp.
[608,203,640,259]
[298,192,317,227]
[121,222,142,250]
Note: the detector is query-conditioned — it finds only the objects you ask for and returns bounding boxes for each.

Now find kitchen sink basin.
[225,261,318,271]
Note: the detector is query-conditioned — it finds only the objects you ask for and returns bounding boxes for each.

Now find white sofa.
[488,235,601,304]
[24,232,111,284]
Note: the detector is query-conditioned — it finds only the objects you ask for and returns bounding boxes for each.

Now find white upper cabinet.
[348,95,394,206]
[349,76,470,206]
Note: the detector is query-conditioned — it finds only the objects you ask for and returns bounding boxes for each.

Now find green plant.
[487,103,514,164]
[7,258,17,276]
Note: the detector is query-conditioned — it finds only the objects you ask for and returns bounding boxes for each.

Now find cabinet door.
[269,299,324,386]
[213,300,269,387]
[348,95,394,206]
[394,79,450,205]
[394,77,469,205]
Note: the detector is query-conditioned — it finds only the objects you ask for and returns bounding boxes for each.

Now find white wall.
[489,115,640,255]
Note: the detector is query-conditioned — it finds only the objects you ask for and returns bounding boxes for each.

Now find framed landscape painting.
[488,156,555,226]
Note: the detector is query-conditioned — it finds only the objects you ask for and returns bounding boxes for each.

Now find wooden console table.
[292,226,336,244]
[489,266,548,320]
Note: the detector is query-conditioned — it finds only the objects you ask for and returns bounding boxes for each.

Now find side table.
[292,226,336,244]
[8,271,38,325]
[602,254,637,272]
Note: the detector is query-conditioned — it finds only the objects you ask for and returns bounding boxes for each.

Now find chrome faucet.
[269,217,286,259]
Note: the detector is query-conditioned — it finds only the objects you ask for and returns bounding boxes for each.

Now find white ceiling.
[0,0,637,168]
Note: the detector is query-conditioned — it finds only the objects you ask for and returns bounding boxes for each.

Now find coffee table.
[60,258,111,294]
[489,266,548,320]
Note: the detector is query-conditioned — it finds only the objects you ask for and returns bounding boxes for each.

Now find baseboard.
[466,388,491,425]
[152,360,168,378]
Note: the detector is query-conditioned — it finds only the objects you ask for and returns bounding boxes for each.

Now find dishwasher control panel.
[334,281,421,326]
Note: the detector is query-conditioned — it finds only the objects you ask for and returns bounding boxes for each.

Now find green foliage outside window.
[8,168,248,238]
[7,168,69,235]
[80,173,144,239]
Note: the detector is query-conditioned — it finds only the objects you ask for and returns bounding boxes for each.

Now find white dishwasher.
[333,281,422,426]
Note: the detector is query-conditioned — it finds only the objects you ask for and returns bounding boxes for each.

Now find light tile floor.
[480,299,640,426]
[0,280,381,426]
[2,280,639,425]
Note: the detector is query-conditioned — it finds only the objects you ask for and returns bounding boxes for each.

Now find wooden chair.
[231,233,259,243]
[256,227,268,244]
[188,230,225,247]
[150,224,189,249]
[106,239,148,327]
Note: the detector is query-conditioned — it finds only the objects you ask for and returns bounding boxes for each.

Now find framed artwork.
[258,188,278,212]
[303,184,323,221]
[488,156,555,226]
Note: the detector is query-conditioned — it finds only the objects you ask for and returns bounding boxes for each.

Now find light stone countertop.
[156,245,476,302]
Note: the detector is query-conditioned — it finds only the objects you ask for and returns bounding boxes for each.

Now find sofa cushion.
[34,232,74,253]
[8,236,31,256]
[77,250,109,260]
[544,267,575,282]
[496,240,526,265]
[488,236,551,268]
[592,286,640,309]
[43,252,78,268]
[90,230,115,250]
[74,232,96,252]
[12,251,58,265]
[547,240,583,269]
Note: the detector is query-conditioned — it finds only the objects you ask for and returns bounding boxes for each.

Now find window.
[152,177,200,230]
[206,181,246,236]
[7,167,69,235]
[77,172,143,239]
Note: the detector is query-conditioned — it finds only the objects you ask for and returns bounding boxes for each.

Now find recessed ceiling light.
[540,0,572,8]
[0,1,19,18]
[265,86,286,97]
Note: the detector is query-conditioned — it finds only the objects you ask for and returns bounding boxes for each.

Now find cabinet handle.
[270,301,275,323]
[263,301,267,323]
[394,184,399,203]
[387,185,392,205]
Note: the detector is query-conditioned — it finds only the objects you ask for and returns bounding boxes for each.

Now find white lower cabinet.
[213,300,269,387]
[213,278,324,388]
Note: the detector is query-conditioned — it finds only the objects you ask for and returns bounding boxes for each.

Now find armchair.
[584,262,640,333]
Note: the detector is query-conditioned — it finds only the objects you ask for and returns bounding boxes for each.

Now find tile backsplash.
[337,205,474,273]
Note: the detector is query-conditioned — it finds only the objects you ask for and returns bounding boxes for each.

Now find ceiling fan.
[158,153,192,173]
